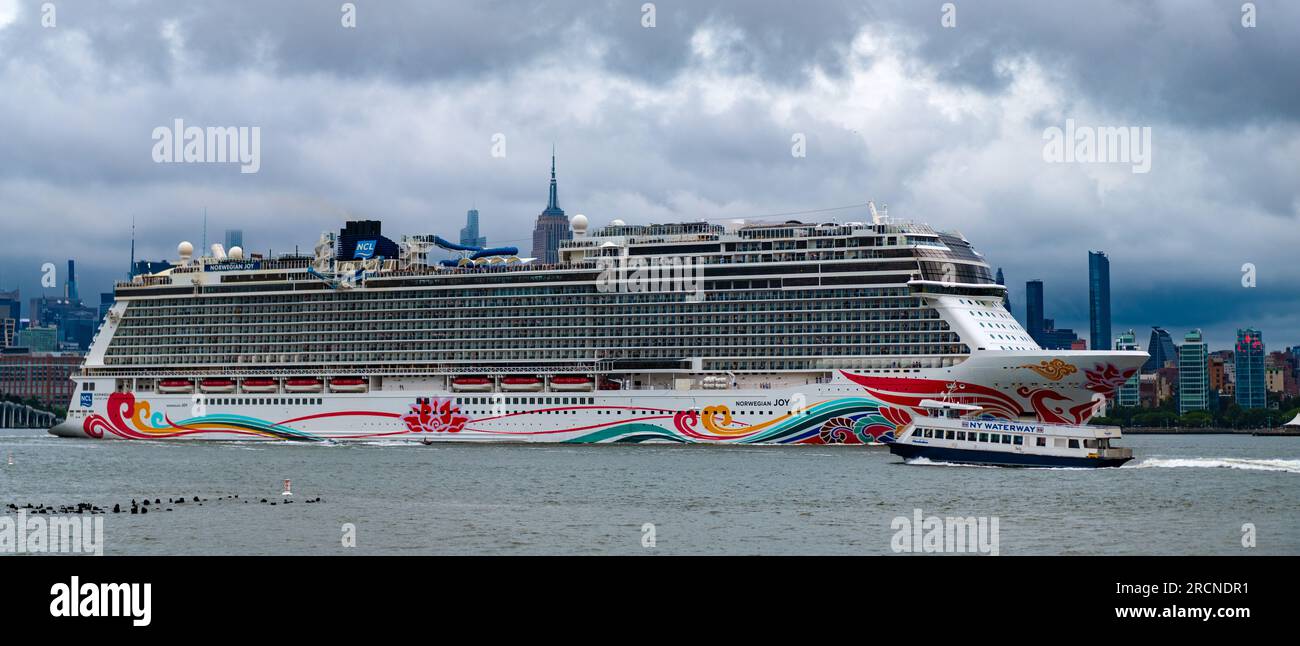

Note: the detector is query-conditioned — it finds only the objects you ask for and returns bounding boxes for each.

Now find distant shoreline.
[1123,427,1300,436]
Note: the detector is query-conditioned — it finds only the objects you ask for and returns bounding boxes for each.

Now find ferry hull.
[887,442,1131,468]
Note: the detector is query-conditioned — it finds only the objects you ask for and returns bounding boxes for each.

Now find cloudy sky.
[0,0,1297,351]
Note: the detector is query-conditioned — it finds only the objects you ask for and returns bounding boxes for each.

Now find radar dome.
[228,246,244,260]
[178,241,194,256]
[571,214,588,233]
[610,219,626,227]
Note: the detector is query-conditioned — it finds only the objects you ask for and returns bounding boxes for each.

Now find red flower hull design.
[401,397,469,434]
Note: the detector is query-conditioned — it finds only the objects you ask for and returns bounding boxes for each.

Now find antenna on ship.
[868,200,885,225]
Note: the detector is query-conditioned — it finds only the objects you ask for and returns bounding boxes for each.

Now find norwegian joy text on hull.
[52,210,1145,444]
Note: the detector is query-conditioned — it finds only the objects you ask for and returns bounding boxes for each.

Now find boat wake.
[1126,457,1300,473]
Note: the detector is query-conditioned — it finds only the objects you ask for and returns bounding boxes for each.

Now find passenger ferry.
[50,158,1147,443]
[886,401,1134,468]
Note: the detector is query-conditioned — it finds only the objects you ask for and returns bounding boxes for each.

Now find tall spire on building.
[532,147,572,263]
[545,144,561,214]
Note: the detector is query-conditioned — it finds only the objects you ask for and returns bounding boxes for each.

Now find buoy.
[281,479,293,497]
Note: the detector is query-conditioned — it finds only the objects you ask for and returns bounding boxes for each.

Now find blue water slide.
[469,246,519,260]
[431,236,481,252]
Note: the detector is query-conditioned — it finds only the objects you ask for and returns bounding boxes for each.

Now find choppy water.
[1,430,1297,555]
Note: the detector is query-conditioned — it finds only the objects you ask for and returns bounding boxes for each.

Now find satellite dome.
[228,246,244,260]
[571,214,588,232]
[178,241,193,257]
[610,219,626,227]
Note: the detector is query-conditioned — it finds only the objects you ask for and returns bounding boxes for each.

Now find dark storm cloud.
[0,0,1297,350]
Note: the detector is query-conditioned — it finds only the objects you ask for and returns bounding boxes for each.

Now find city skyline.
[0,1,1297,350]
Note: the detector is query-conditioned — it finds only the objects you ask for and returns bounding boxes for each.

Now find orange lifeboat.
[284,378,324,393]
[328,377,368,393]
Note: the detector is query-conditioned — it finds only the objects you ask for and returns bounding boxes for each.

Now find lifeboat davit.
[158,379,194,394]
[551,376,594,391]
[328,377,368,393]
[241,378,278,393]
[451,377,493,392]
[199,378,236,394]
[501,376,543,392]
[284,378,324,393]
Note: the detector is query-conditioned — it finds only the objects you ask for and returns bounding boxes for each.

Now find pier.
[0,401,60,429]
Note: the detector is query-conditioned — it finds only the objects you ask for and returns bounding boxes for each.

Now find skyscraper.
[1143,327,1178,373]
[1178,329,1209,414]
[65,260,78,303]
[530,150,571,264]
[996,267,1011,314]
[1088,251,1111,352]
[225,229,244,252]
[1235,328,1266,409]
[459,209,486,248]
[1114,329,1140,407]
[1025,279,1044,343]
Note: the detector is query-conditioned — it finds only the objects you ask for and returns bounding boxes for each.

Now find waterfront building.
[1143,327,1178,373]
[1088,251,1111,352]
[1114,329,1140,407]
[0,350,82,407]
[1178,330,1209,413]
[15,326,58,352]
[530,152,571,264]
[1235,328,1266,409]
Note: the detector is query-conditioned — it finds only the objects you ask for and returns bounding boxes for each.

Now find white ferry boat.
[50,165,1146,444]
[887,401,1133,468]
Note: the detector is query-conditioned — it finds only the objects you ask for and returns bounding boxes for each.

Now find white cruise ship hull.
[50,350,1146,444]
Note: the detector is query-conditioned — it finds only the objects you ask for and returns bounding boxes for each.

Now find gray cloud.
[0,0,1297,350]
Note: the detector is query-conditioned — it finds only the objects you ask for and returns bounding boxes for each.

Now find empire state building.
[530,151,571,264]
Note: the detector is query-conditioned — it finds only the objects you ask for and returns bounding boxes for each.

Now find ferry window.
[1084,440,1098,449]
[1036,437,1046,447]
[978,433,988,442]
[1068,439,1080,449]
[1001,435,1012,444]
[1054,438,1067,448]
[956,431,965,440]
[945,430,955,440]
[1014,436,1024,445]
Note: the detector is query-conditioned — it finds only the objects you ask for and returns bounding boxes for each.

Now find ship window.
[945,430,954,440]
[1053,438,1067,448]
[1068,439,1080,449]
[956,431,965,440]
[978,433,988,442]
[1036,437,1046,447]
[1014,436,1024,445]
[1001,435,1011,444]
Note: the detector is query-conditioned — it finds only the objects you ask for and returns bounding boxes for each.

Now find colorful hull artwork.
[71,391,911,444]
[55,362,1139,444]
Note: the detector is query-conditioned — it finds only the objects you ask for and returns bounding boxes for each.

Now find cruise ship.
[51,208,1147,444]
